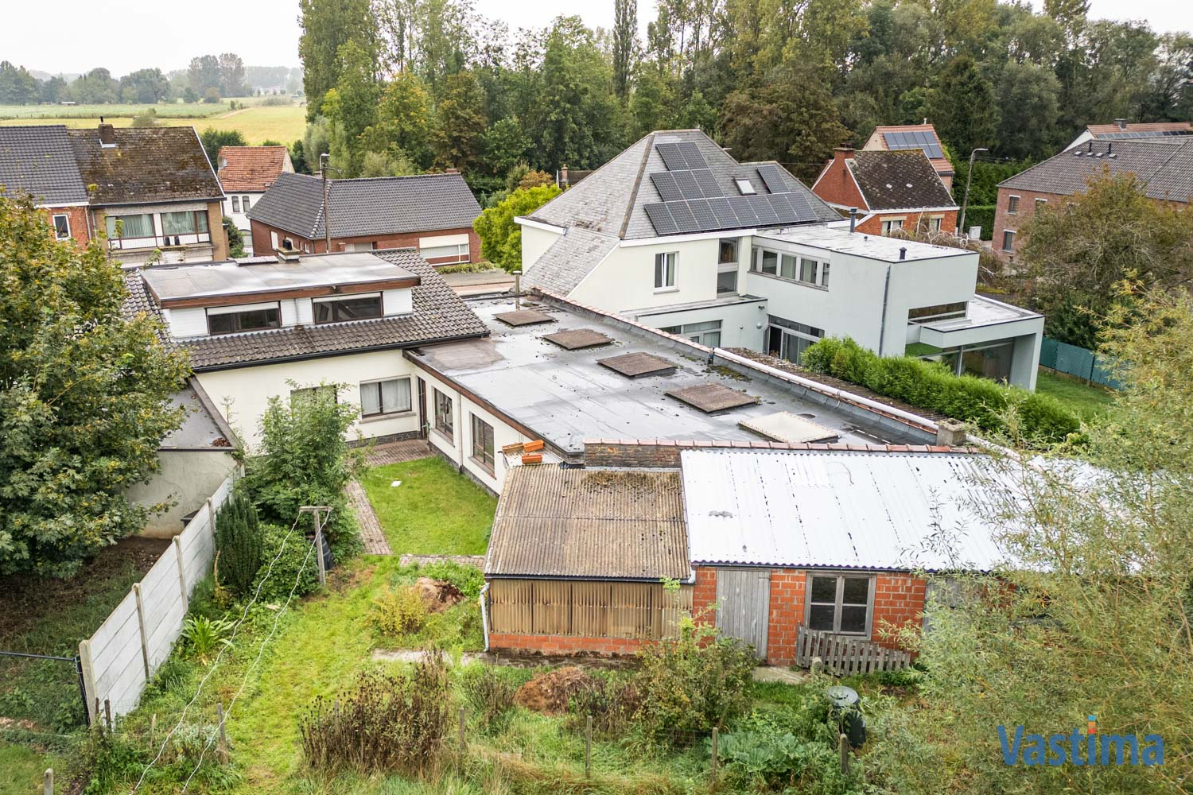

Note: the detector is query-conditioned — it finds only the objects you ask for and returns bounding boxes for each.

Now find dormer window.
[313,293,384,324]
[735,178,756,195]
[206,303,281,335]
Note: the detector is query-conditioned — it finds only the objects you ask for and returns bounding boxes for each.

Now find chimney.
[1114,118,1127,130]
[445,167,459,174]
[849,207,858,233]
[276,249,300,264]
[936,418,967,447]
[98,121,116,147]
[834,146,854,166]
[561,165,569,187]
[899,247,907,261]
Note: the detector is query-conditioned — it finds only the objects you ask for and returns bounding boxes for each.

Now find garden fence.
[78,471,238,723]
[1039,337,1123,390]
[794,625,912,676]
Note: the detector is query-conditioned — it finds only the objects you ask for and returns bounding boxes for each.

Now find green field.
[0,101,307,145]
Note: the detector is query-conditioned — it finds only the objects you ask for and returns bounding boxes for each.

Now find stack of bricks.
[765,570,806,666]
[871,573,927,649]
[488,633,643,656]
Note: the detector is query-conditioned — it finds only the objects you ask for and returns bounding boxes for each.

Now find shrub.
[631,620,757,748]
[370,585,428,637]
[566,673,640,736]
[181,615,234,665]
[800,336,1080,444]
[459,665,518,733]
[250,522,319,603]
[214,485,263,598]
[299,654,451,774]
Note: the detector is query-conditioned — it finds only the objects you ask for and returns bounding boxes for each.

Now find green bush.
[417,561,485,599]
[801,337,1080,444]
[566,672,640,736]
[250,522,319,603]
[369,585,428,637]
[214,485,263,597]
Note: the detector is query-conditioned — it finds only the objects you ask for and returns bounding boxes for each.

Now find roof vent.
[1074,151,1084,156]
[1115,118,1128,130]
[899,247,907,261]
[276,250,301,264]
[1108,153,1118,159]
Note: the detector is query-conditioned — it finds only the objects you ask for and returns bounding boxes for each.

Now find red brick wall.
[812,152,867,209]
[871,573,927,649]
[692,566,717,628]
[249,220,479,264]
[854,209,958,237]
[765,569,806,665]
[43,206,91,247]
[991,186,1060,261]
[488,633,644,656]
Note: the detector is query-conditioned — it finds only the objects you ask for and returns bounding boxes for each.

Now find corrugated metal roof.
[486,467,691,580]
[681,449,1014,572]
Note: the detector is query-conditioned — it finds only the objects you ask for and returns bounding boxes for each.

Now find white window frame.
[654,251,677,291]
[359,376,413,418]
[804,572,876,637]
[231,196,240,213]
[1007,195,1020,214]
[270,231,279,251]
[420,242,469,263]
[1002,229,1016,253]
[52,214,71,240]
[880,218,905,236]
[927,215,943,232]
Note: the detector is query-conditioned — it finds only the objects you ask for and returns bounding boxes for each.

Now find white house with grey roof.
[517,130,1044,389]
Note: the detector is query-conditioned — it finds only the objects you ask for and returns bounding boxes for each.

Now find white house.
[216,146,295,246]
[122,249,488,449]
[517,130,1043,390]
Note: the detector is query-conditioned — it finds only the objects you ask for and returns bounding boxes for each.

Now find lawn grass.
[1036,370,1116,421]
[0,104,307,144]
[360,457,496,556]
[0,743,69,795]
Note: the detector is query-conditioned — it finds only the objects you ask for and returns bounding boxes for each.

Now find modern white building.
[518,130,1043,389]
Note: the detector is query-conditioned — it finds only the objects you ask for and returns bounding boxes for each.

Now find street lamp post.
[958,147,988,241]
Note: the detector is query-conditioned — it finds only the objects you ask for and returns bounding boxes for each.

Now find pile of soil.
[414,577,464,613]
[514,666,594,714]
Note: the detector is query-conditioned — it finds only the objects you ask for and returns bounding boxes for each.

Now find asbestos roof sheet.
[247,171,481,239]
[681,449,1015,572]
[738,412,839,444]
[0,125,89,205]
[485,466,691,580]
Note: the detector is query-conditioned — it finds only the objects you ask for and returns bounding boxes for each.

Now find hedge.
[959,205,996,240]
[802,337,1080,444]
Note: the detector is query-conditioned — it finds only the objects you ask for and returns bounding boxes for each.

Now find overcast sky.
[7,0,1191,78]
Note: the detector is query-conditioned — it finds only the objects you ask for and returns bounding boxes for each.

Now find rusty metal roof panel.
[485,467,690,580]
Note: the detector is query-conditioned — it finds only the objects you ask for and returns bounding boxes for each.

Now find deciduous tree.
[473,185,561,271]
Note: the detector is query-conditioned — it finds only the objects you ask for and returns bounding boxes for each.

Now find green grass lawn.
[1036,370,1116,421]
[0,743,70,795]
[360,457,496,556]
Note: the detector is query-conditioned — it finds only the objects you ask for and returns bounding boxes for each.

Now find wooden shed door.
[715,568,770,659]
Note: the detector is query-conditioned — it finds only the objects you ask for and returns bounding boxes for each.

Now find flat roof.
[141,252,419,306]
[757,226,973,262]
[408,297,924,455]
[923,295,1042,333]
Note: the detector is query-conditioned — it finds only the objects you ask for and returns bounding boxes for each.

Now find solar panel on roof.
[756,164,789,194]
[693,168,723,198]
[688,199,718,231]
[769,193,798,224]
[674,170,702,199]
[885,130,943,159]
[668,201,700,233]
[749,194,780,226]
[644,203,679,235]
[785,192,816,222]
[656,142,687,171]
[707,197,738,228]
[650,172,683,202]
[728,196,759,226]
[677,141,708,169]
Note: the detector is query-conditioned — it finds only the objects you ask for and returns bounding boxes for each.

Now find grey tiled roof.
[527,130,839,240]
[246,172,482,240]
[1000,139,1193,203]
[123,249,488,371]
[0,125,89,205]
[849,150,956,211]
[522,227,619,296]
[68,127,223,205]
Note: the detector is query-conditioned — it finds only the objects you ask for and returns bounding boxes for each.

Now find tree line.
[293,0,1192,197]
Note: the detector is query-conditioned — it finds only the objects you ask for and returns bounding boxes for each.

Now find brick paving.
[365,438,433,466]
[347,479,391,555]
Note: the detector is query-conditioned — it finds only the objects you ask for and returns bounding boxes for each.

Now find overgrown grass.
[1035,370,1116,420]
[360,457,496,555]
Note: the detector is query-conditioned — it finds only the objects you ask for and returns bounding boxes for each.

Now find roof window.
[734,178,756,195]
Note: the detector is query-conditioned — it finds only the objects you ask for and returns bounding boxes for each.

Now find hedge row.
[801,337,1080,444]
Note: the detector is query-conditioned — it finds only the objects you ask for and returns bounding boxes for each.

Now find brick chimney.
[1114,118,1127,130]
[445,167,459,174]
[561,164,569,187]
[834,145,854,164]
[98,121,116,147]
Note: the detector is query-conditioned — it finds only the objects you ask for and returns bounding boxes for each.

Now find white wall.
[126,450,239,537]
[520,224,565,270]
[631,300,767,350]
[571,237,726,313]
[883,257,980,356]
[196,350,421,449]
[223,192,264,232]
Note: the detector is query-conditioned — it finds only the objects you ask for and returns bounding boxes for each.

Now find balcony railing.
[108,232,212,251]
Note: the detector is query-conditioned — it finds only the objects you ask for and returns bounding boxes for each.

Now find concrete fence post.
[585,715,593,778]
[173,536,188,613]
[133,583,151,679]
[78,640,97,725]
[43,768,53,795]
[711,726,719,781]
[839,733,850,774]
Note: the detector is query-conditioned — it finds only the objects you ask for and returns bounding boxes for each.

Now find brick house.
[247,171,482,265]
[1064,119,1192,151]
[811,148,958,237]
[863,124,955,189]
[216,145,294,237]
[993,138,1193,260]
[482,443,1011,665]
[0,125,93,246]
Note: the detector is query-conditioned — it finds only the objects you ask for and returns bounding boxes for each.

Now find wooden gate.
[715,568,770,658]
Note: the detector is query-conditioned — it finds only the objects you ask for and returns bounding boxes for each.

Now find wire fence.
[1039,337,1123,390]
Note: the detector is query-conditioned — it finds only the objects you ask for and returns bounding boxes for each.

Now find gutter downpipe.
[877,263,892,356]
[480,582,491,652]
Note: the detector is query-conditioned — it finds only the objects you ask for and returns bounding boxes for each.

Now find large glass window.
[1002,230,1016,252]
[206,304,281,335]
[106,213,154,239]
[766,316,825,364]
[471,414,495,472]
[654,252,677,289]
[780,254,798,280]
[807,574,872,635]
[162,212,197,235]
[313,294,384,324]
[241,196,251,211]
[360,377,412,417]
[716,270,738,294]
[660,320,722,347]
[434,389,454,440]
